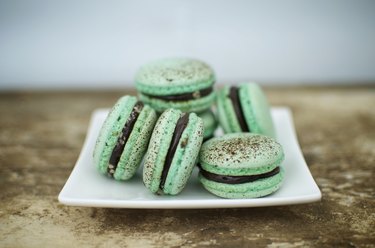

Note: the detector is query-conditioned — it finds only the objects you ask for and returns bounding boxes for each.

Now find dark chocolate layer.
[228,86,249,132]
[159,113,190,190]
[107,101,144,176]
[199,165,280,184]
[203,135,214,142]
[143,86,213,101]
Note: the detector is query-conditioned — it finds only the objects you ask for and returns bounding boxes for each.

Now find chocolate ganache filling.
[159,113,190,190]
[199,165,280,184]
[228,86,249,132]
[107,101,144,176]
[143,86,213,101]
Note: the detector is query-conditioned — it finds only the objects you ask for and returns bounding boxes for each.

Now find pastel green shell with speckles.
[143,108,204,195]
[93,95,157,180]
[198,133,284,199]
[197,109,218,140]
[217,83,276,138]
[135,58,216,113]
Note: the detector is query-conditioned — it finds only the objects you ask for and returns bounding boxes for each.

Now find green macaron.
[198,133,284,199]
[93,95,157,180]
[143,109,204,195]
[197,109,218,141]
[217,83,275,138]
[135,58,216,113]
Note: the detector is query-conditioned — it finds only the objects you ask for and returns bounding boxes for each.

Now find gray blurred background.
[1,0,375,90]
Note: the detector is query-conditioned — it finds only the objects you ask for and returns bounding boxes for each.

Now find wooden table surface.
[0,86,374,247]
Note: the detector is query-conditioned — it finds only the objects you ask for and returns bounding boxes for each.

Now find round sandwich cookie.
[143,109,204,195]
[217,83,275,138]
[198,133,284,199]
[93,95,157,180]
[135,58,216,113]
[197,109,218,141]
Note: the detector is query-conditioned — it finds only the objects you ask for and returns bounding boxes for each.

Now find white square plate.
[58,107,321,209]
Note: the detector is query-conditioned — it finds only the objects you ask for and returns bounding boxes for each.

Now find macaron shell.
[93,96,137,174]
[143,109,180,193]
[113,105,157,180]
[93,96,128,169]
[135,58,215,95]
[199,167,284,199]
[199,133,284,176]
[138,91,216,113]
[216,86,242,133]
[163,113,204,195]
[239,83,276,138]
[197,110,218,139]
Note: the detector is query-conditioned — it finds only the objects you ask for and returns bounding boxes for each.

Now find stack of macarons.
[93,57,284,198]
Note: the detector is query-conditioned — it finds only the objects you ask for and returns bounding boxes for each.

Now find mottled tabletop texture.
[1,86,374,248]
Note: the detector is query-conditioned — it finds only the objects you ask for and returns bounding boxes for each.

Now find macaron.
[198,133,284,199]
[197,110,218,141]
[93,95,157,180]
[216,83,276,138]
[143,109,204,195]
[135,58,216,113]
